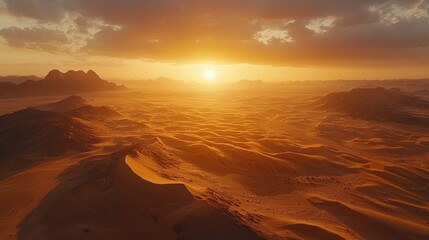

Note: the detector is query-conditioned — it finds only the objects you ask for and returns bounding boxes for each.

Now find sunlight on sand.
[1,83,429,240]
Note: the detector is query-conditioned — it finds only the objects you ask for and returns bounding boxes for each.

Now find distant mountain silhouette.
[0,108,98,157]
[0,75,41,84]
[0,70,126,98]
[318,87,429,125]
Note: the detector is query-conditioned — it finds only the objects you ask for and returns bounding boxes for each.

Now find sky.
[0,0,428,82]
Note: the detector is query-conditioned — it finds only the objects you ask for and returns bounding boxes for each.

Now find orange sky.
[0,0,428,82]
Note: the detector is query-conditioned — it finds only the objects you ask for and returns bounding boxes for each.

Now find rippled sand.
[1,86,429,240]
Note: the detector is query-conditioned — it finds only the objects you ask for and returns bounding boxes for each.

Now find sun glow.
[203,69,216,81]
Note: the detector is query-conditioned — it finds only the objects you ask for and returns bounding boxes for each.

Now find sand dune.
[36,95,122,120]
[1,87,429,239]
[16,147,263,240]
[0,108,98,158]
[36,95,89,112]
[67,105,122,120]
[318,87,429,126]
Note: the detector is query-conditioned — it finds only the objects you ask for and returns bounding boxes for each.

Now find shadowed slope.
[319,87,429,125]
[37,95,122,120]
[67,105,122,120]
[37,95,88,112]
[0,108,98,158]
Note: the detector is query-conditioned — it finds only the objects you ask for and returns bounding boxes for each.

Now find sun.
[203,69,216,81]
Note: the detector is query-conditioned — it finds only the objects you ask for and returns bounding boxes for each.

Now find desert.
[1,1,429,239]
[1,70,429,240]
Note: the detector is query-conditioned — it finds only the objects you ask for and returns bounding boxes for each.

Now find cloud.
[0,26,69,51]
[3,0,65,21]
[1,0,428,66]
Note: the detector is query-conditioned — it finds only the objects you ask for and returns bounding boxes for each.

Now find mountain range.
[0,70,126,98]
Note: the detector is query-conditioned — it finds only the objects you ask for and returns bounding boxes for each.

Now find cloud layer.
[0,0,428,66]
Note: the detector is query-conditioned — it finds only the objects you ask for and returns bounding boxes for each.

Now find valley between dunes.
[1,87,429,240]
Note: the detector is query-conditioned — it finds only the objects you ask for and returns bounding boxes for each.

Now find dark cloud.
[1,0,428,66]
[0,26,69,51]
[3,0,64,21]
